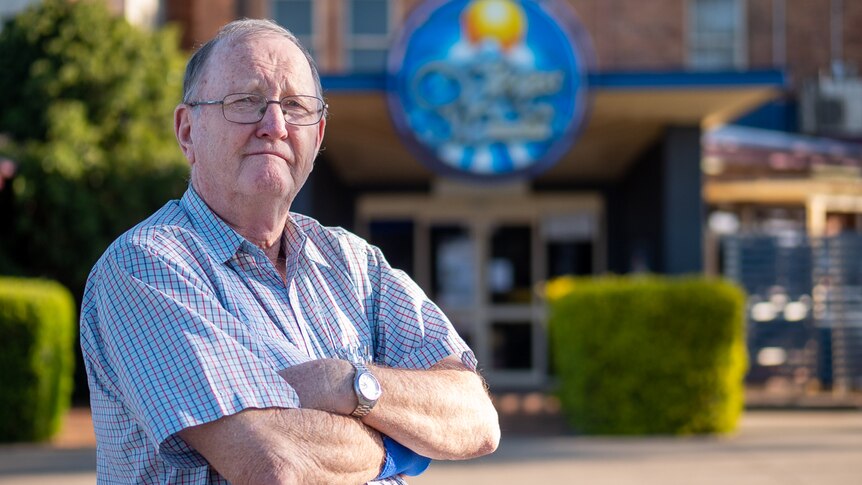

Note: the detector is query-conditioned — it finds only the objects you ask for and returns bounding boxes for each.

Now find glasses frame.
[186,93,328,126]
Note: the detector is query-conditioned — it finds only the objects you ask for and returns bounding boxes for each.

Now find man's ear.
[174,104,195,165]
[315,115,326,155]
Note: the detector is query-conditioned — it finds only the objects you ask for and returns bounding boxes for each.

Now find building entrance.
[357,187,604,389]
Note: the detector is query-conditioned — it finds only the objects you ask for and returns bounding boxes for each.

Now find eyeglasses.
[187,93,327,126]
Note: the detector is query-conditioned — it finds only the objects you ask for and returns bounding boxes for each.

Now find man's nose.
[256,101,289,139]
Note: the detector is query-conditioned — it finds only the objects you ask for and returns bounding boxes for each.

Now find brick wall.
[164,0,862,87]
[569,0,686,70]
[843,0,862,73]
[747,0,775,69]
[748,0,862,85]
[166,0,237,49]
[566,0,862,84]
[785,0,834,84]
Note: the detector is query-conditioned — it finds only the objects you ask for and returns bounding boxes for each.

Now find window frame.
[687,0,748,70]
[270,0,319,60]
[344,0,394,72]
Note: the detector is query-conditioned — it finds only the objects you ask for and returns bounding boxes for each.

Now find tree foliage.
[0,0,189,297]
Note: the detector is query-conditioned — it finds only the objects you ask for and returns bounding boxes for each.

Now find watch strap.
[351,362,377,418]
[352,401,374,418]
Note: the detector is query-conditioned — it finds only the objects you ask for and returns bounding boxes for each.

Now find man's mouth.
[247,151,287,161]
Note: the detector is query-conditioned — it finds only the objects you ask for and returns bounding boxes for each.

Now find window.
[688,0,746,70]
[272,0,315,57]
[346,0,392,72]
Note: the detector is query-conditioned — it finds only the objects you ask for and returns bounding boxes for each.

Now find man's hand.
[279,355,501,461]
[278,358,357,414]
[178,407,384,485]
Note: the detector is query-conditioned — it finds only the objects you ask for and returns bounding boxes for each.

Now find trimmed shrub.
[547,275,747,435]
[0,277,76,442]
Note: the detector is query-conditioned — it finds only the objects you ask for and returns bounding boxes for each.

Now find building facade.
[7,0,861,390]
[152,0,862,390]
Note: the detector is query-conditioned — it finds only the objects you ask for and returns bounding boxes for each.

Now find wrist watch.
[350,362,382,418]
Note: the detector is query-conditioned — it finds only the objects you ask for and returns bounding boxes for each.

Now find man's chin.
[239,168,309,204]
[244,184,291,199]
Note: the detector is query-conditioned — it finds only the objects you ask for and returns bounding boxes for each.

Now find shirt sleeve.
[85,239,300,469]
[366,244,478,371]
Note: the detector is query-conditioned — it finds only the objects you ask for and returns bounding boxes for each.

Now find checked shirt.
[80,187,476,484]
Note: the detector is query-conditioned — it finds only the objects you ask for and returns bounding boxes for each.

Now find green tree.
[0,0,189,298]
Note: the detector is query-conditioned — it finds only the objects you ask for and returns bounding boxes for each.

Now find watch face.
[357,372,382,400]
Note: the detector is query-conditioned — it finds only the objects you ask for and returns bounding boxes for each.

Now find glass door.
[486,223,540,382]
[359,193,603,389]
[429,223,479,350]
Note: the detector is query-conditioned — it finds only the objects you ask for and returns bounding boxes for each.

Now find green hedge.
[0,277,76,442]
[547,275,747,435]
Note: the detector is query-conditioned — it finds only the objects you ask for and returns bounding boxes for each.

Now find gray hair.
[182,18,323,104]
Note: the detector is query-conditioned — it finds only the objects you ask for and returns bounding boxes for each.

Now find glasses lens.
[282,96,324,125]
[222,94,266,123]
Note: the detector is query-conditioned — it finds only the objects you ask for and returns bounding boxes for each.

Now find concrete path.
[1,410,860,484]
[413,411,862,485]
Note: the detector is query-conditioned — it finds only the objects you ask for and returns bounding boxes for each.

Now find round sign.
[387,0,593,181]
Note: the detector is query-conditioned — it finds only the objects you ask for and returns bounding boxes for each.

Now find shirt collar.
[180,186,246,264]
[181,186,311,266]
[281,212,310,272]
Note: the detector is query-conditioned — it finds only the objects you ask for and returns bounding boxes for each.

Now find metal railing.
[723,233,862,392]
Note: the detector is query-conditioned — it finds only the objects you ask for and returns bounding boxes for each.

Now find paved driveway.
[413,411,862,485]
[1,410,860,485]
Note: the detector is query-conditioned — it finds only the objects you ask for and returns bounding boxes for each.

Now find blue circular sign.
[387,0,593,181]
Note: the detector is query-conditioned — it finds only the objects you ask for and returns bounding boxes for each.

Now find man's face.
[177,34,325,209]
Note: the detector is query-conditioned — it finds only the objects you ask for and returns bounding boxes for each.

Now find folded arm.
[178,407,384,485]
[280,355,500,460]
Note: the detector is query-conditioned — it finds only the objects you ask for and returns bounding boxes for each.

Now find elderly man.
[80,19,499,485]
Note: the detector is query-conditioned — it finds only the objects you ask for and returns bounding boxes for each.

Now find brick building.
[6,0,861,389]
[162,0,849,390]
[162,0,862,82]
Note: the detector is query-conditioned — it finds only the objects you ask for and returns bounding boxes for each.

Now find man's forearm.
[179,407,384,485]
[281,356,500,461]
[364,360,500,460]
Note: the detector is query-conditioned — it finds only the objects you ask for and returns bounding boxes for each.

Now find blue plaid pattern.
[80,187,476,484]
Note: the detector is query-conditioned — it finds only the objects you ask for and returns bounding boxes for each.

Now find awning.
[320,70,785,186]
[704,124,862,206]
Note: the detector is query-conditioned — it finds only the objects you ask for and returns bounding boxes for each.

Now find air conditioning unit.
[800,76,862,137]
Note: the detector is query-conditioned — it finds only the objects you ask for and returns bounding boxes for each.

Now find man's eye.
[227,96,262,109]
[282,99,305,110]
